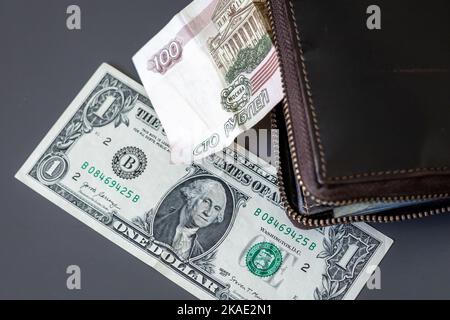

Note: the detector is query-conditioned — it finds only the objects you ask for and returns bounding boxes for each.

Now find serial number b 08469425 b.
[80,161,141,203]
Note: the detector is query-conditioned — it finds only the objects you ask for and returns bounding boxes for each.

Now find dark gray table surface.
[1,0,449,299]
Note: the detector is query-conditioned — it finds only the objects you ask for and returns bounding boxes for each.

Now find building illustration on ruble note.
[208,0,272,83]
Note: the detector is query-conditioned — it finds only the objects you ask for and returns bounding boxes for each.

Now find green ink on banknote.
[81,161,141,203]
[253,208,317,251]
[246,242,282,277]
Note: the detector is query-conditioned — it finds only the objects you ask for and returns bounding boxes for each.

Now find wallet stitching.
[287,0,449,182]
[328,167,449,181]
[287,1,328,179]
[270,0,450,226]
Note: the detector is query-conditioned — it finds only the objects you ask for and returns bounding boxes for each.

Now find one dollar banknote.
[16,64,392,300]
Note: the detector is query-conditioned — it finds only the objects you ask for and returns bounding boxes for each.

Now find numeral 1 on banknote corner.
[336,243,359,269]
[95,95,117,119]
[37,154,69,185]
[148,40,183,74]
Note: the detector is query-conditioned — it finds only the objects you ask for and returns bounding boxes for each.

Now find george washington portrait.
[151,177,234,260]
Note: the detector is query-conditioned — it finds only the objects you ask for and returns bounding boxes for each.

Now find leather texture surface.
[270,0,450,203]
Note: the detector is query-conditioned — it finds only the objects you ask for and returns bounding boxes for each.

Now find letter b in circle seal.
[112,146,147,180]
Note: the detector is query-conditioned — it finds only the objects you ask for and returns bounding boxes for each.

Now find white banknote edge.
[15,63,394,300]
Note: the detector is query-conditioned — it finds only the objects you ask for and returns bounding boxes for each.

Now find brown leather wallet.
[267,0,450,228]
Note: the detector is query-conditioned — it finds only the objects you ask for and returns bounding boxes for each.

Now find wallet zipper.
[270,111,450,227]
[266,0,450,227]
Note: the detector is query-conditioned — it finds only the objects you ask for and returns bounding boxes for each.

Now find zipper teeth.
[266,0,450,227]
[271,105,450,228]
